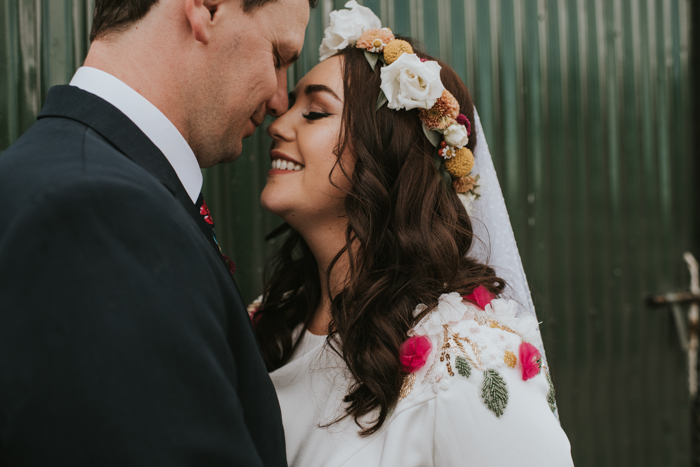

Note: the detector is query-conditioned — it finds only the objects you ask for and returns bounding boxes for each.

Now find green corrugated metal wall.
[1,1,695,465]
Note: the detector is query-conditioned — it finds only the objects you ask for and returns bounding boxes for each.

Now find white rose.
[380,53,445,111]
[443,123,469,148]
[319,1,382,61]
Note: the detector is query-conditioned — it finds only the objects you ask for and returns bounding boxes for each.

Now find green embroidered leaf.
[364,49,379,72]
[422,123,441,147]
[455,356,471,378]
[546,371,557,413]
[376,90,388,111]
[481,369,508,417]
[379,54,387,66]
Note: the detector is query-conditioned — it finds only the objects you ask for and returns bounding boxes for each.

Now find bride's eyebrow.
[304,84,341,102]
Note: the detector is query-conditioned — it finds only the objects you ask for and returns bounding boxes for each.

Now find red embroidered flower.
[399,335,432,373]
[462,285,494,309]
[519,342,542,381]
[200,200,214,225]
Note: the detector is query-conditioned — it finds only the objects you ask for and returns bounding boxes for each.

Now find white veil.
[465,109,546,357]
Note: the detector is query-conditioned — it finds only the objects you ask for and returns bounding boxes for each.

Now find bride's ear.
[185,0,218,44]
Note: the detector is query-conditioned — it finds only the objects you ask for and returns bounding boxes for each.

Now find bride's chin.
[260,190,289,218]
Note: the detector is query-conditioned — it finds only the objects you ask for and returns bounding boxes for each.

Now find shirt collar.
[69,66,202,203]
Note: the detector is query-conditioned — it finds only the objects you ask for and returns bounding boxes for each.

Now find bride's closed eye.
[303,111,332,121]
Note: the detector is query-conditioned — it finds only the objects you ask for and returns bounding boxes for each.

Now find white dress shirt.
[70,66,202,203]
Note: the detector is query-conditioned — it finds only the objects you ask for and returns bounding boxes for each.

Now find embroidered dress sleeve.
[402,293,574,466]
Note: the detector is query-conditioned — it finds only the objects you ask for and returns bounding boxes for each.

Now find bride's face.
[261,56,351,230]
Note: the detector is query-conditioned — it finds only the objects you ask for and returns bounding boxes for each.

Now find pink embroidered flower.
[399,335,432,373]
[200,200,214,225]
[462,285,494,309]
[519,342,542,381]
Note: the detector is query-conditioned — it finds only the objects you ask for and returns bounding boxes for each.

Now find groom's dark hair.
[90,0,317,42]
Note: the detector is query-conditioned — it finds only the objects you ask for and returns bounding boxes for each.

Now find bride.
[251,2,573,465]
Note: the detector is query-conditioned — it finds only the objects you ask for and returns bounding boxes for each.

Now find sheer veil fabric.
[465,109,546,357]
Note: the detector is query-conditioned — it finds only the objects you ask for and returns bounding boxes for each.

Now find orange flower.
[419,90,460,130]
[453,175,476,193]
[357,28,395,53]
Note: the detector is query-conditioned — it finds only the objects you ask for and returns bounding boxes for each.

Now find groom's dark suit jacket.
[0,86,286,466]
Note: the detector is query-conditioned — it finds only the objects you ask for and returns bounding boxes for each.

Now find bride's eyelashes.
[302,111,332,121]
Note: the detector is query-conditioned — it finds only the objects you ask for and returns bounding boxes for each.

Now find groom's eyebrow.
[304,84,341,102]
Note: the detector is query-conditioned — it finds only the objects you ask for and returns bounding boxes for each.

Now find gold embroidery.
[399,372,416,400]
[504,350,517,368]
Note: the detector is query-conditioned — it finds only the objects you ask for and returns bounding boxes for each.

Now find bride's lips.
[269,150,304,175]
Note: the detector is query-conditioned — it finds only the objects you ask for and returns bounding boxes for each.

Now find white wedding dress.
[270,293,574,466]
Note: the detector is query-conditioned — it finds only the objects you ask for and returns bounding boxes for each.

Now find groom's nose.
[265,71,289,117]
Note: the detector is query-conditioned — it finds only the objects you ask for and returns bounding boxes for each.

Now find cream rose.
[379,53,445,111]
[443,123,469,148]
[319,1,382,61]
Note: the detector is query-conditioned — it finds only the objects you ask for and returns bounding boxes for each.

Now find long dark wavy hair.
[254,38,505,436]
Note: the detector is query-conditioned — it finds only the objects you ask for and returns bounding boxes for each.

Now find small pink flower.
[462,285,494,309]
[400,335,432,373]
[519,342,542,381]
[456,113,471,136]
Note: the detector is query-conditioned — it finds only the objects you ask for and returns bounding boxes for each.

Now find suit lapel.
[38,85,221,257]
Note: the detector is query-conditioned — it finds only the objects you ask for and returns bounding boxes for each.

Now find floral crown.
[319,1,480,201]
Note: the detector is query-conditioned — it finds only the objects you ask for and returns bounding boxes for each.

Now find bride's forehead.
[294,56,344,95]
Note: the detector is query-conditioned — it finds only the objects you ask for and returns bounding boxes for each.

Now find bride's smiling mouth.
[269,150,304,174]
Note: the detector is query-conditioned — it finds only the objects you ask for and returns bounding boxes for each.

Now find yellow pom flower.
[444,148,474,178]
[383,39,414,65]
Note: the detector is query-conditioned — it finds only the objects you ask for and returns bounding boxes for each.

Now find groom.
[0,0,312,465]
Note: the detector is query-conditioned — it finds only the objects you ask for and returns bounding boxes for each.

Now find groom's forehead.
[254,0,310,30]
[255,0,309,53]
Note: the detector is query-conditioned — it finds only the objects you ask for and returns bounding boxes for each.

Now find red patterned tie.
[196,194,235,277]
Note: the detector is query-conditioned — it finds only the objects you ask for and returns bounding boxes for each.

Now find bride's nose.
[267,112,294,142]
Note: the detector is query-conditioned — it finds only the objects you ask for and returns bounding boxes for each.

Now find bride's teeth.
[270,158,303,171]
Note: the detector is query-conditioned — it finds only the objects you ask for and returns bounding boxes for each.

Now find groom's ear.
[185,0,219,44]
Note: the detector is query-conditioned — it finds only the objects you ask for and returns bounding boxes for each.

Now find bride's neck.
[297,217,350,336]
